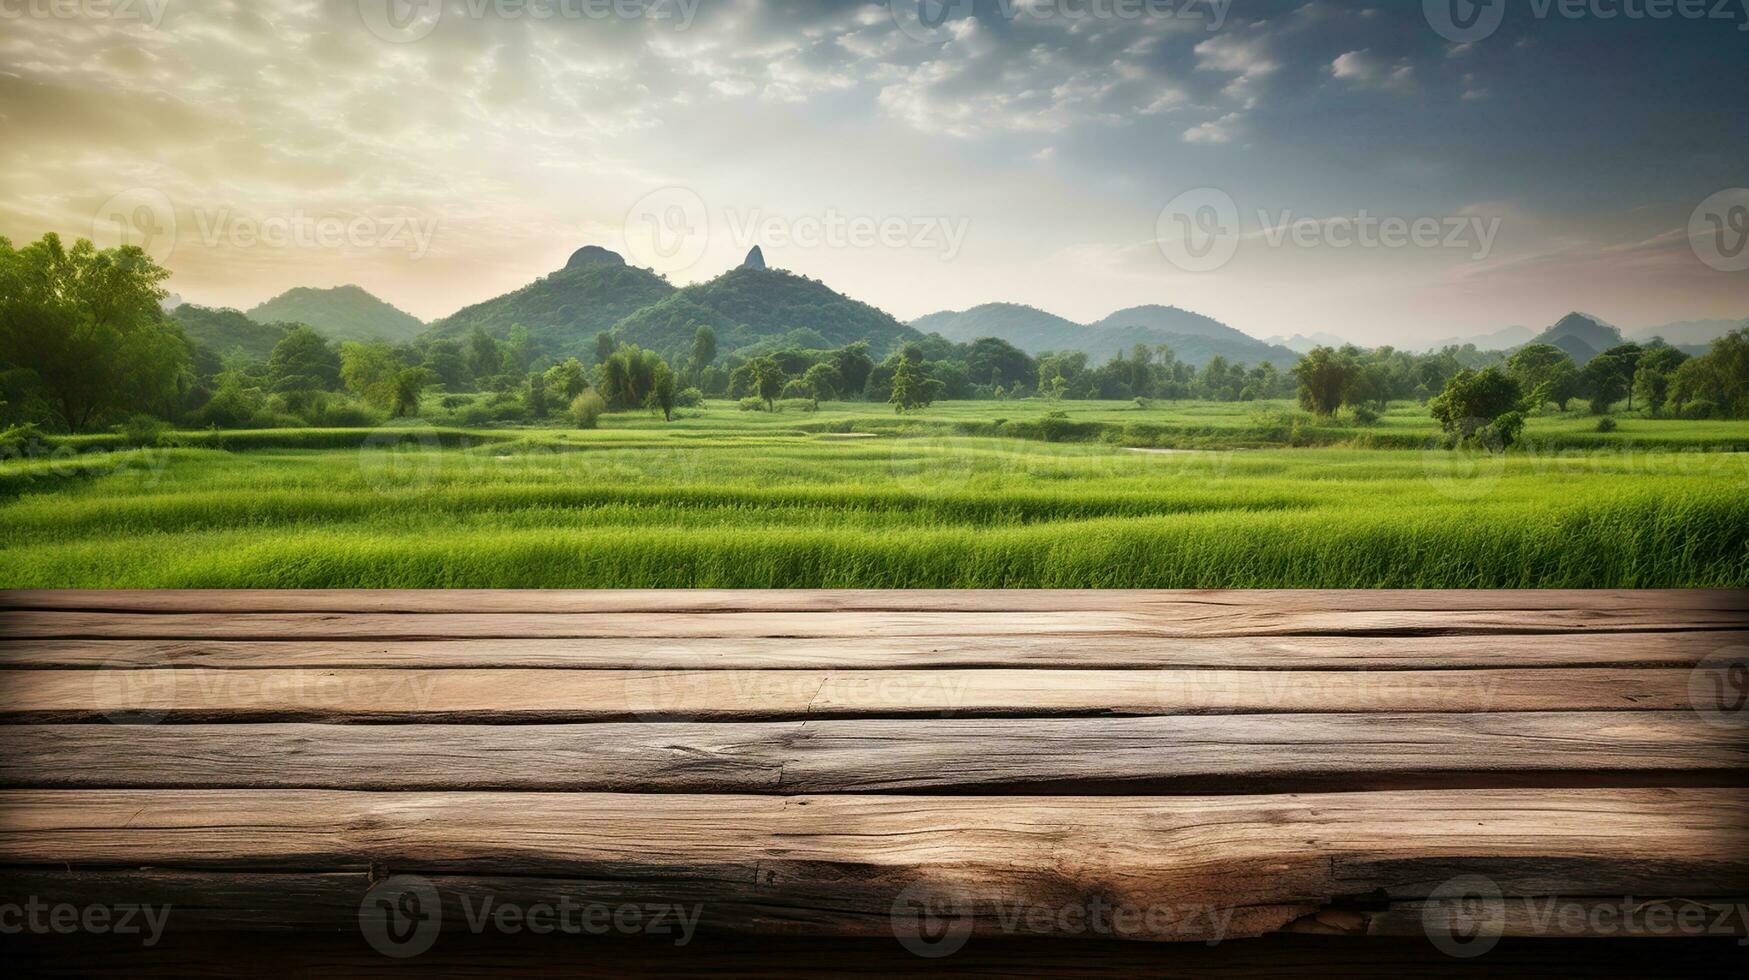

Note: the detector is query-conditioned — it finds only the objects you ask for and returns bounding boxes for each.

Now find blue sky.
[3,0,1745,343]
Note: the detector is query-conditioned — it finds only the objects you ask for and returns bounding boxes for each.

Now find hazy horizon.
[5,0,1747,346]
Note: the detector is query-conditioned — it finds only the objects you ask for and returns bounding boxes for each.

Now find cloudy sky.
[3,0,1746,344]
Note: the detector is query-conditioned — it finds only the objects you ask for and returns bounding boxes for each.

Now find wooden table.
[2,589,1746,973]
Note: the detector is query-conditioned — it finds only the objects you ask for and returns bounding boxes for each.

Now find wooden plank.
[6,606,1745,640]
[0,789,1743,944]
[13,930,1748,978]
[0,668,1715,722]
[5,869,1741,942]
[1291,896,1749,940]
[3,588,1744,614]
[2,714,1741,793]
[5,631,1734,669]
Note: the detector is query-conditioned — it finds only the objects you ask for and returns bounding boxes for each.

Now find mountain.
[914,303,1085,352]
[426,249,676,357]
[1265,332,1347,354]
[428,247,919,364]
[248,285,424,344]
[634,266,919,360]
[913,303,1298,368]
[171,304,290,360]
[1420,325,1535,352]
[1628,318,1747,346]
[1526,312,1624,364]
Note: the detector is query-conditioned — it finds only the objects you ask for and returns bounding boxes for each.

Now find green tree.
[0,233,186,431]
[594,331,616,366]
[829,342,874,398]
[1581,353,1630,414]
[1429,367,1525,447]
[501,323,532,374]
[889,356,944,413]
[1669,328,1749,417]
[801,362,841,400]
[542,358,588,404]
[596,344,666,410]
[1631,345,1689,416]
[689,325,717,379]
[266,325,341,395]
[647,360,677,421]
[1506,344,1578,412]
[1291,347,1359,418]
[390,367,434,418]
[747,356,787,411]
[468,327,503,380]
[339,341,402,409]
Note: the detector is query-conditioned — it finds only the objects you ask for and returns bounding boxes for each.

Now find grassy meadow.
[3,399,1747,589]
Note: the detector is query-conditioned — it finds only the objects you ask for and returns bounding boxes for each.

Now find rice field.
[3,400,1747,588]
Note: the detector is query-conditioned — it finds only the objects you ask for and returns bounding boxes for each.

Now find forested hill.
[247,285,424,343]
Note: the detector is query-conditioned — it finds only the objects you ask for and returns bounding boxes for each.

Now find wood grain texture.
[0,668,1715,722]
[5,631,1736,669]
[5,588,1743,614]
[0,788,1743,943]
[2,714,1741,793]
[13,931,1748,978]
[6,605,1745,640]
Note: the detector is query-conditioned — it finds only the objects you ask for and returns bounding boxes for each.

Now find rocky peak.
[741,245,766,271]
[566,245,627,271]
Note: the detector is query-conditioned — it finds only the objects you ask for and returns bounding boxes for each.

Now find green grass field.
[4,399,1747,588]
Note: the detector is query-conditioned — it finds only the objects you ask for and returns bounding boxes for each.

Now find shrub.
[675,387,704,408]
[117,414,173,447]
[738,397,766,412]
[1681,399,1718,420]
[1595,416,1618,433]
[570,390,606,429]
[1350,406,1380,426]
[0,422,49,458]
[777,398,819,413]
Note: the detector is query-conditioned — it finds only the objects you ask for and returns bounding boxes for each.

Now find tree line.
[3,234,1746,440]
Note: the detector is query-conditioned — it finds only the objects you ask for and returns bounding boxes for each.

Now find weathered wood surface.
[4,713,1742,793]
[0,668,1715,722]
[7,604,1747,639]
[0,588,1744,958]
[5,587,1742,614]
[7,631,1733,669]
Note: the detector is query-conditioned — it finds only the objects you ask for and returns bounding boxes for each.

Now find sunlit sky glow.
[3,0,1746,343]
